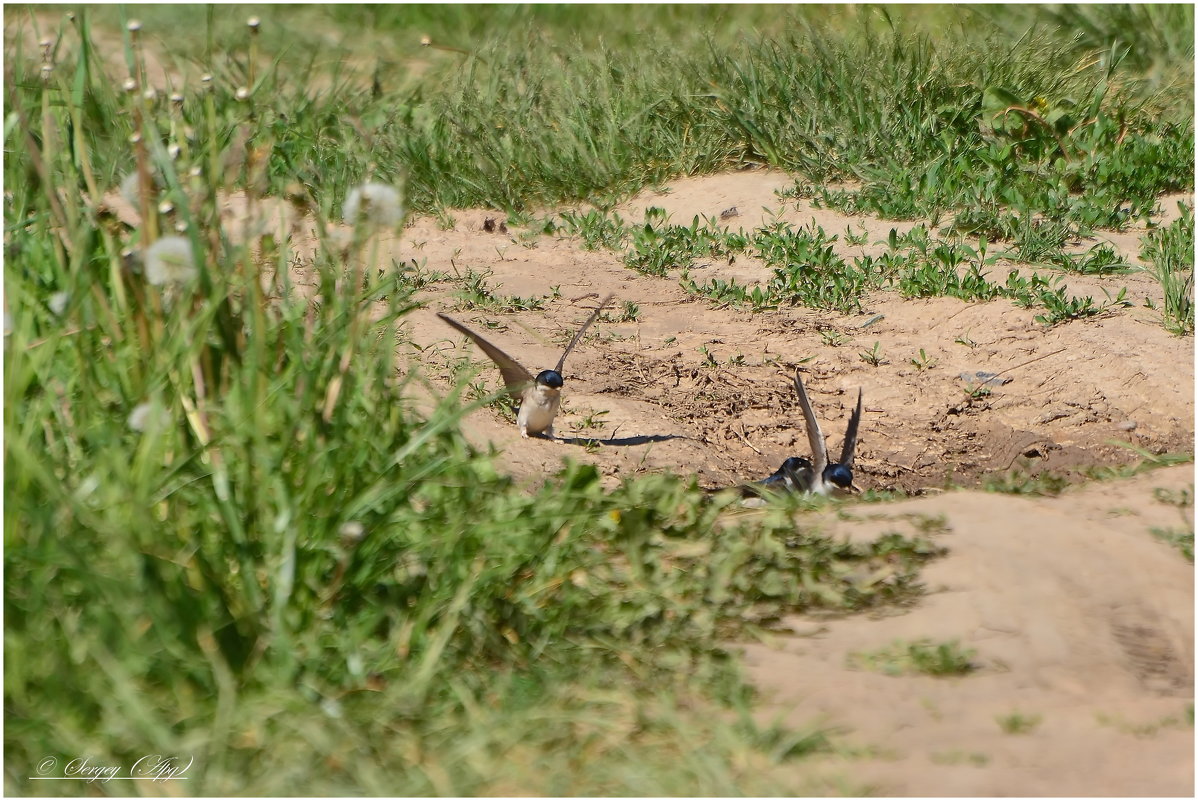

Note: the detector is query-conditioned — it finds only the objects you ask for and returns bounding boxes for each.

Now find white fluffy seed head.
[247,16,261,29]
[128,401,169,433]
[122,77,137,92]
[126,19,142,32]
[48,292,69,316]
[343,182,404,229]
[235,86,250,101]
[144,236,197,286]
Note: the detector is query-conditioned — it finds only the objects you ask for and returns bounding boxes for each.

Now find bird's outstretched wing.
[792,370,828,476]
[554,294,614,373]
[437,313,534,398]
[839,389,863,468]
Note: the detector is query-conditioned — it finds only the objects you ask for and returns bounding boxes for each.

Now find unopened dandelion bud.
[122,77,137,92]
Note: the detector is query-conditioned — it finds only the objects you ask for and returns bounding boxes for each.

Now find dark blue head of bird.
[824,463,853,489]
[780,457,807,474]
[535,369,564,389]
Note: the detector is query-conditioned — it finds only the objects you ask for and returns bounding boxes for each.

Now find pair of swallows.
[436,296,862,497]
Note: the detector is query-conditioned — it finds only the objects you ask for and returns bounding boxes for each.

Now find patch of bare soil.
[743,464,1194,796]
[369,171,1192,496]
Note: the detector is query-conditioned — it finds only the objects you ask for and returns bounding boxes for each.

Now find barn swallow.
[791,369,863,496]
[436,295,612,439]
[750,456,812,493]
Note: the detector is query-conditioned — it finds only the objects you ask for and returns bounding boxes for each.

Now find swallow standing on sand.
[752,370,863,496]
[436,295,612,440]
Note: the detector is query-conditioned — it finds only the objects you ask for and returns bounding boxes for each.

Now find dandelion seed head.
[188,165,202,178]
[247,16,261,29]
[343,182,403,229]
[235,86,251,101]
[339,521,366,546]
[122,77,137,92]
[158,200,174,214]
[40,64,53,79]
[119,171,142,206]
[128,401,169,433]
[39,37,53,48]
[126,19,142,32]
[144,236,197,286]
[174,221,189,233]
[170,92,184,104]
[142,88,156,102]
[167,143,180,159]
[201,74,213,84]
[48,292,69,316]
[420,34,431,46]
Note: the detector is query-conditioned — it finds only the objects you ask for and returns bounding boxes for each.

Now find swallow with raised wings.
[752,370,863,496]
[790,369,863,495]
[436,294,612,439]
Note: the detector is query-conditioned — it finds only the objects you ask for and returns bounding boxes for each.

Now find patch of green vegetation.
[847,639,978,677]
[982,468,1072,496]
[1149,527,1195,562]
[1140,203,1195,335]
[997,711,1043,735]
[454,268,546,312]
[930,750,991,767]
[1096,708,1192,737]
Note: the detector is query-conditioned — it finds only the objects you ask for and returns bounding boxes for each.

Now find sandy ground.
[746,463,1193,796]
[97,144,1197,797]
